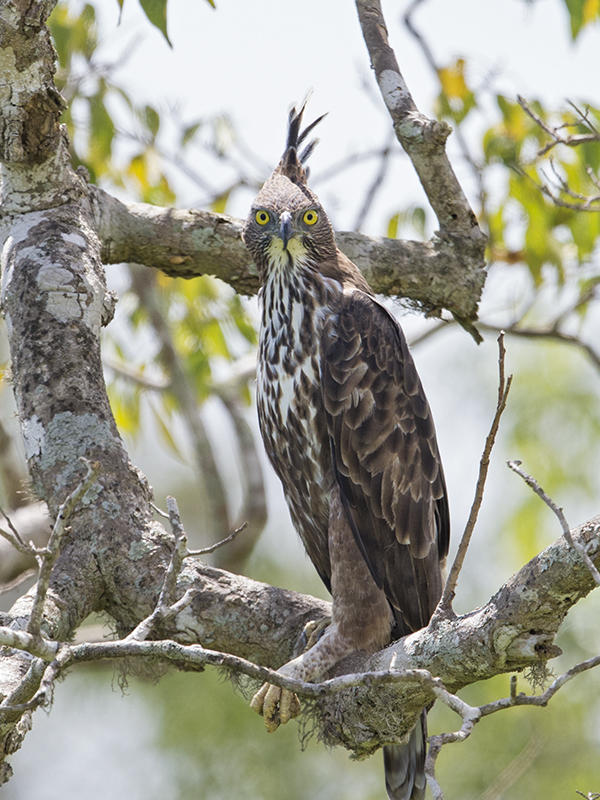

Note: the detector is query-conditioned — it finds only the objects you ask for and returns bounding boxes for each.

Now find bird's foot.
[296,616,331,654]
[250,676,301,732]
[250,617,331,732]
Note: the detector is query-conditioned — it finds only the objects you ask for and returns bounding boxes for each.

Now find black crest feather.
[278,101,327,184]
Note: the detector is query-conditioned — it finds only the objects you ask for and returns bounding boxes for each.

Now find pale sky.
[91,0,600,231]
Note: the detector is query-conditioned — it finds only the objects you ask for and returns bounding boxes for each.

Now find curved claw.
[250,681,301,732]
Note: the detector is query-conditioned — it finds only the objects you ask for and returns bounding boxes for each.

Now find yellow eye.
[255,210,270,225]
[303,210,318,226]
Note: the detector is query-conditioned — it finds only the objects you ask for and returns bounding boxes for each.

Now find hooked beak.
[279,211,293,249]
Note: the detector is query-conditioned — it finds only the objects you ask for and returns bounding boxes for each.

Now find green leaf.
[387,213,399,239]
[139,0,172,46]
[181,120,202,147]
[88,90,115,168]
[562,0,600,38]
[143,104,160,138]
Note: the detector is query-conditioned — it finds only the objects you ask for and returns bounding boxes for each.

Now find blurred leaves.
[139,0,171,46]
[386,205,427,240]
[563,0,600,38]
[435,58,476,124]
[48,1,257,450]
[503,343,600,563]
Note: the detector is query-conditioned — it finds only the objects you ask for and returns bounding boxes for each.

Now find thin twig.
[186,521,248,557]
[27,459,99,637]
[432,333,512,620]
[127,495,188,642]
[518,95,600,157]
[0,505,36,556]
[507,460,600,586]
[150,501,170,519]
[352,135,394,231]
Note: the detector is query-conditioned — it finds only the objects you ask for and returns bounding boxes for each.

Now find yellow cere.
[303,209,318,225]
[255,210,270,225]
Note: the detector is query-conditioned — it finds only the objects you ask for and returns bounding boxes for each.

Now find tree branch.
[354,0,483,240]
[89,184,484,322]
[508,460,600,586]
[434,333,512,619]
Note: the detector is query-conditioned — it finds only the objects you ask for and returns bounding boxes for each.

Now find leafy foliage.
[563,0,600,38]
[48,1,257,454]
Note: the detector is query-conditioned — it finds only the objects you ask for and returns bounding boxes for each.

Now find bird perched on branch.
[243,102,450,800]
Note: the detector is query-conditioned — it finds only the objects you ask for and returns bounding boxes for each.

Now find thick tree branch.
[354,0,483,240]
[0,513,598,760]
[353,0,486,338]
[89,184,484,322]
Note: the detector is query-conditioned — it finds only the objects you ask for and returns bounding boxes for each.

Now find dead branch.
[27,459,99,638]
[517,95,600,158]
[433,333,512,619]
[186,521,248,557]
[126,495,190,642]
[507,460,600,586]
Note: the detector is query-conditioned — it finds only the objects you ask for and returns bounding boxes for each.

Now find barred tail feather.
[383,712,427,800]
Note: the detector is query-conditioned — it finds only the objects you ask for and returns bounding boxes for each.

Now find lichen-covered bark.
[0,0,597,788]
[315,515,600,756]
[90,186,485,320]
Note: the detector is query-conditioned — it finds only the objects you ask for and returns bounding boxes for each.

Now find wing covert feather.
[321,290,450,633]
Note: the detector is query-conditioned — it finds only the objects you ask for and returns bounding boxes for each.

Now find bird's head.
[243,103,335,279]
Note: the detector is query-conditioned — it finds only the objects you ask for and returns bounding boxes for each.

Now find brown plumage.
[243,102,449,800]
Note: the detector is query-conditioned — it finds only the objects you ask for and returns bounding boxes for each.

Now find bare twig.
[0,626,59,662]
[433,333,512,620]
[352,135,394,231]
[0,505,35,556]
[517,95,600,158]
[411,313,600,377]
[425,653,600,797]
[150,501,170,519]
[186,521,248,557]
[127,495,189,642]
[507,460,600,586]
[27,459,99,637]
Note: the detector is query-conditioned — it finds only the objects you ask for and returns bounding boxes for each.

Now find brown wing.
[321,289,449,635]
